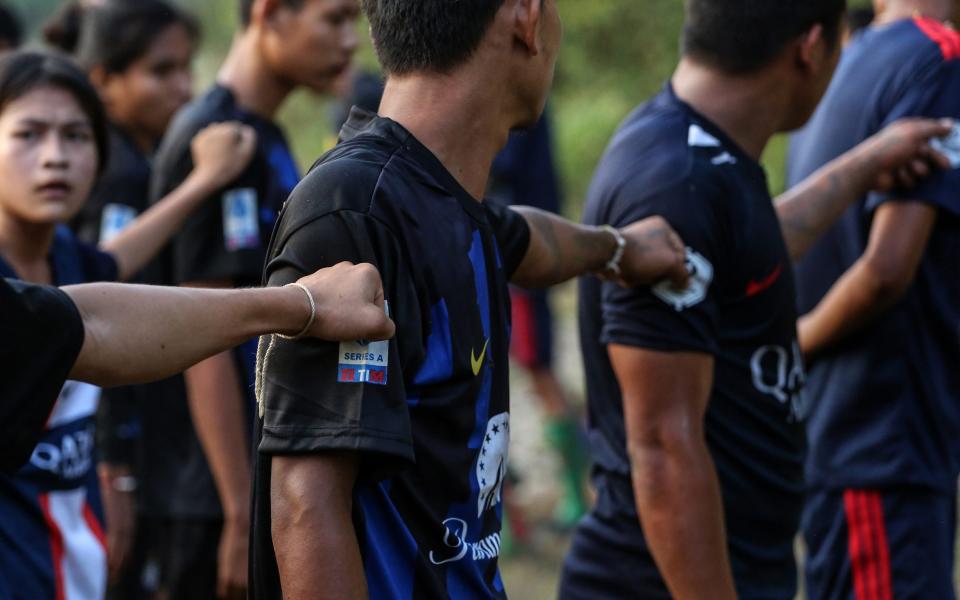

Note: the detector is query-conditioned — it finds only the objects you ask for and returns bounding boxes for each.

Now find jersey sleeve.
[484,200,532,280]
[600,176,729,355]
[257,209,419,481]
[867,59,960,217]
[152,131,267,285]
[0,279,85,471]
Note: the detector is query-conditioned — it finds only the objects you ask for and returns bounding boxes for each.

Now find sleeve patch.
[222,188,260,251]
[652,248,714,311]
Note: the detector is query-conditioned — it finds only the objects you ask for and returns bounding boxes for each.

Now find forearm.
[776,147,876,262]
[799,260,903,356]
[630,439,737,600]
[272,455,366,600]
[101,172,214,281]
[510,207,615,288]
[184,355,252,521]
[66,284,309,386]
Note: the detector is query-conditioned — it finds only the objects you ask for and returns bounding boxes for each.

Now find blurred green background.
[7,0,871,217]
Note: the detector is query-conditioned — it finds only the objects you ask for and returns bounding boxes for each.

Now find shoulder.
[156,87,234,162]
[587,105,732,228]
[906,17,960,64]
[273,138,400,244]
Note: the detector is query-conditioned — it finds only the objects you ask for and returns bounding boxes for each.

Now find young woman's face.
[100,23,194,145]
[0,85,98,225]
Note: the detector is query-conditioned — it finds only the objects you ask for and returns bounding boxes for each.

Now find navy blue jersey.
[251,109,531,600]
[789,18,960,492]
[0,227,117,600]
[149,84,301,517]
[572,86,805,598]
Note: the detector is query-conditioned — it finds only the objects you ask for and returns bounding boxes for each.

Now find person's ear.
[514,0,543,57]
[796,23,829,76]
[251,0,288,31]
[88,65,118,104]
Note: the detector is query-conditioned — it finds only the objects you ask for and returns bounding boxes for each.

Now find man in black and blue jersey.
[559,1,954,599]
[249,1,695,598]
[789,0,960,597]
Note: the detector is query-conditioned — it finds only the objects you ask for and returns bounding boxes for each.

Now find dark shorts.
[803,487,957,600]
[560,472,798,600]
[509,286,553,369]
[107,516,221,600]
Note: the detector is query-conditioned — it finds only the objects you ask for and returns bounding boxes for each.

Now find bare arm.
[777,118,950,261]
[798,202,936,357]
[101,123,257,280]
[65,262,394,386]
[271,454,367,600]
[610,345,737,600]
[510,207,688,289]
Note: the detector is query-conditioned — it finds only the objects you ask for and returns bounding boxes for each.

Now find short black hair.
[682,0,847,74]
[76,1,199,74]
[239,0,304,27]
[846,7,875,36]
[361,0,507,75]
[0,51,110,173]
[0,2,22,49]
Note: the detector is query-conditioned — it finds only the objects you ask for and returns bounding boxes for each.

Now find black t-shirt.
[149,84,300,517]
[151,84,299,288]
[252,109,530,600]
[72,125,152,246]
[576,86,805,598]
[0,278,84,471]
[789,18,960,493]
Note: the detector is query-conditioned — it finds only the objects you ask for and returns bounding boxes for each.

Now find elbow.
[859,256,914,307]
[627,422,702,499]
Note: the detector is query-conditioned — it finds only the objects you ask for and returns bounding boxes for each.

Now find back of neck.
[378,74,512,200]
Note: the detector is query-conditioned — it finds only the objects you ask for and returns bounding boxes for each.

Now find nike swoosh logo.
[746,264,784,298]
[471,339,490,376]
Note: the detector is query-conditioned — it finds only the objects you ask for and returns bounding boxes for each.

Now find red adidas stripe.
[914,16,960,61]
[844,490,894,600]
[38,494,66,600]
[82,502,107,552]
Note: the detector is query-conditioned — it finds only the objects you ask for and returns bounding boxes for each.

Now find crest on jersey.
[653,247,713,311]
[476,413,509,517]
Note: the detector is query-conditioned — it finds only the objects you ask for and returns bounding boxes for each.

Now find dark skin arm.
[798,201,936,357]
[271,453,367,600]
[609,346,737,600]
[776,118,951,261]
[510,208,689,289]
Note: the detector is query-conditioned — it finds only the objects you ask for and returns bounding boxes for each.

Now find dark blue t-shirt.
[789,18,960,493]
[251,109,531,599]
[0,227,117,599]
[574,86,805,598]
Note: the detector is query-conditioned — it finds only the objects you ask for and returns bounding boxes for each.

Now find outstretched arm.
[510,207,689,289]
[65,262,394,386]
[798,201,936,357]
[611,345,737,600]
[776,118,950,261]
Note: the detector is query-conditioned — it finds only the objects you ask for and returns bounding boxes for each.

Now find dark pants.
[803,487,957,600]
[107,516,221,600]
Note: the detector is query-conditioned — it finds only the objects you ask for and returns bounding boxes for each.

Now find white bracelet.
[278,282,317,340]
[112,475,138,493]
[600,225,627,276]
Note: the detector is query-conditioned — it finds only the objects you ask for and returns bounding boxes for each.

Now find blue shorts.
[803,486,957,600]
[509,287,553,369]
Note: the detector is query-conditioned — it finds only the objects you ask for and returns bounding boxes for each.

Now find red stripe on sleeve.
[914,17,960,61]
[38,494,66,600]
